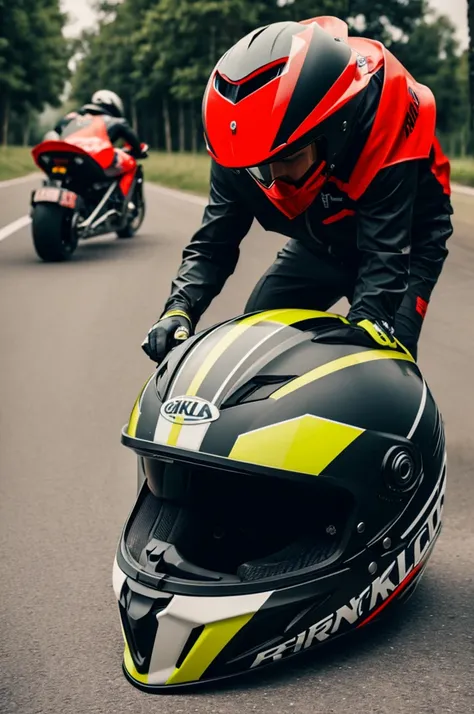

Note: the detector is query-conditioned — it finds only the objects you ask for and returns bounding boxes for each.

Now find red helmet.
[202,17,374,218]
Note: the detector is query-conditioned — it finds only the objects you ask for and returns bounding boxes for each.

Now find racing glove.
[356,319,398,349]
[138,142,149,159]
[141,310,193,363]
[311,317,400,351]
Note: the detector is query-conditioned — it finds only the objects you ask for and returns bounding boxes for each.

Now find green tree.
[468,0,474,149]
[257,0,346,24]
[346,0,426,45]
[391,14,467,153]
[71,0,467,156]
[72,0,155,128]
[131,0,346,151]
[0,0,69,146]
[133,0,266,150]
[454,50,470,155]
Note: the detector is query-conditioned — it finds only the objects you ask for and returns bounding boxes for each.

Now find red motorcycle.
[30,117,148,261]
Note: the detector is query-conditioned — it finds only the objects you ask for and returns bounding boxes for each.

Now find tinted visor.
[246,164,277,188]
[247,143,319,188]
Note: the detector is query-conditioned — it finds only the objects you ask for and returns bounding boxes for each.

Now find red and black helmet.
[202,17,375,217]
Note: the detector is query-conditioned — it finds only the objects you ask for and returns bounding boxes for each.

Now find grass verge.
[145,151,210,195]
[450,158,474,188]
[0,146,37,181]
[2,146,474,192]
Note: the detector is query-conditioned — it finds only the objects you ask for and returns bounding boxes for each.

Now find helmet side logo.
[160,396,220,425]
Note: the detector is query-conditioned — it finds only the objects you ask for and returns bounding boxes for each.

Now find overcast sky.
[61,0,469,48]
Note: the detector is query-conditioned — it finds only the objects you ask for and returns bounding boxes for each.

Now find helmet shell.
[202,17,373,169]
[116,309,446,690]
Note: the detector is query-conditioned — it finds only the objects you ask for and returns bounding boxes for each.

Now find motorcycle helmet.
[82,89,124,118]
[42,130,61,141]
[202,16,376,219]
[115,309,446,692]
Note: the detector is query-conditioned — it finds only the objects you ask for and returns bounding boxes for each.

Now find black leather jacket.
[163,71,453,327]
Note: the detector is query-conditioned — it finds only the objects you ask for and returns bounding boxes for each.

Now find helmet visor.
[247,143,319,188]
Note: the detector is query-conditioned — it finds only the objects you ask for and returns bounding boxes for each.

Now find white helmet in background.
[82,90,124,118]
[43,130,61,141]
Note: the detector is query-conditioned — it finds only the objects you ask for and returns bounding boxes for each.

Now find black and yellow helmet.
[114,309,446,691]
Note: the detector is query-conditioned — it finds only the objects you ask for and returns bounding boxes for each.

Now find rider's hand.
[311,317,399,350]
[141,310,193,363]
[139,142,149,158]
[355,318,398,348]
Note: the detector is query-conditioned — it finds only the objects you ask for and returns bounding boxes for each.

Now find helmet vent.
[247,25,269,48]
[214,62,287,104]
[221,374,296,407]
[176,626,205,668]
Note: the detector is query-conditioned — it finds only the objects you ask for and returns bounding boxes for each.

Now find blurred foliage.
[0,0,469,152]
[468,0,474,146]
[70,0,470,153]
[0,0,70,146]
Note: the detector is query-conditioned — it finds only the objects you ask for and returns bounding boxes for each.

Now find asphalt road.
[0,175,473,714]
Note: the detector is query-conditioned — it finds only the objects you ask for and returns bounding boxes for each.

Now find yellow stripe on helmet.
[186,309,345,398]
[166,413,186,447]
[122,632,148,684]
[127,375,154,437]
[229,414,364,476]
[270,349,415,401]
[165,612,255,686]
[166,309,345,446]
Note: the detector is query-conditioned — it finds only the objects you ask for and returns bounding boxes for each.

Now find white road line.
[0,172,41,189]
[0,215,31,242]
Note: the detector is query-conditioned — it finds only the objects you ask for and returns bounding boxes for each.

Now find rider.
[141,16,453,363]
[54,90,144,158]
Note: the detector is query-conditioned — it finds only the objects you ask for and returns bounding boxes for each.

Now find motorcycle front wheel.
[116,180,146,239]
